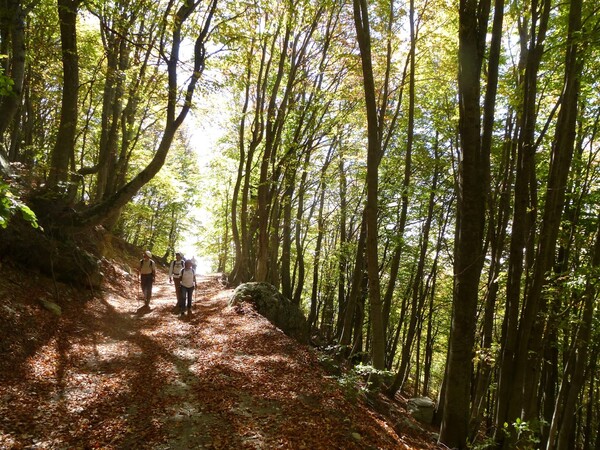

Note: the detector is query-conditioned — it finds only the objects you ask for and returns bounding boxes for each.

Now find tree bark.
[0,0,28,146]
[494,0,551,443]
[542,0,585,447]
[340,209,366,348]
[47,0,79,189]
[352,0,385,371]
[439,0,490,445]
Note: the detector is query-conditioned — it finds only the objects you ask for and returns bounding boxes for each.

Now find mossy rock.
[229,282,309,344]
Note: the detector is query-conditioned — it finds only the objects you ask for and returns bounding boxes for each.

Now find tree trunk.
[336,154,348,337]
[550,216,597,450]
[494,0,551,442]
[340,209,367,348]
[543,0,585,447]
[47,0,79,189]
[439,0,489,445]
[388,133,439,396]
[292,151,312,305]
[230,38,262,286]
[0,0,27,146]
[502,0,576,439]
[352,0,385,371]
[280,170,295,298]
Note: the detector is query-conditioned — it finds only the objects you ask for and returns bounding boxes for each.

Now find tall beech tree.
[0,0,30,157]
[31,0,216,230]
[75,0,217,227]
[493,0,551,444]
[438,0,490,445]
[352,0,386,371]
[47,0,80,190]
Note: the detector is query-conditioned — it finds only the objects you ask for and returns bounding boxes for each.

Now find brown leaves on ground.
[0,261,440,449]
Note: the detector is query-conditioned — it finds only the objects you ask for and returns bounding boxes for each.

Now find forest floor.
[0,258,442,449]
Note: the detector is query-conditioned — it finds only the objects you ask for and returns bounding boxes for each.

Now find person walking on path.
[178,259,197,316]
[138,250,156,306]
[169,252,185,307]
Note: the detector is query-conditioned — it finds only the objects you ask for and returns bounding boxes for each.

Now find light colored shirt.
[140,259,155,275]
[169,259,185,278]
[180,268,196,288]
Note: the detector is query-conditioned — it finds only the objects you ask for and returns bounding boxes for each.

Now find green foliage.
[116,127,203,257]
[337,368,366,403]
[0,57,14,96]
[337,363,395,402]
[0,181,38,229]
[501,418,543,449]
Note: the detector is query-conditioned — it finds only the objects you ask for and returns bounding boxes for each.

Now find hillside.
[0,255,441,449]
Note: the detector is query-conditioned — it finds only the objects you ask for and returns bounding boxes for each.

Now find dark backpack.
[171,259,185,270]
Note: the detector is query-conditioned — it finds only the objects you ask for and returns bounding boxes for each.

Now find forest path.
[0,271,409,449]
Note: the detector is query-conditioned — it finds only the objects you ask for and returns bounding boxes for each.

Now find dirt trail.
[0,272,410,449]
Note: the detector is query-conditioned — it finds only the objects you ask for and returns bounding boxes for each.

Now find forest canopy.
[1,0,599,448]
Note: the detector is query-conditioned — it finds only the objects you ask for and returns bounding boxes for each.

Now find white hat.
[144,250,152,257]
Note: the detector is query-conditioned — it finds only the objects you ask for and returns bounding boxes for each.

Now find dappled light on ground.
[0,266,439,449]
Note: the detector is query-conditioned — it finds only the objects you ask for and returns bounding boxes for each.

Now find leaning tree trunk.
[70,0,217,229]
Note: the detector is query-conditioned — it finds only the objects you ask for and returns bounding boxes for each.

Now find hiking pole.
[136,275,141,309]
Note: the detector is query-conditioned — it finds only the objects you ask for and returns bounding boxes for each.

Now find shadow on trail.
[1,274,396,449]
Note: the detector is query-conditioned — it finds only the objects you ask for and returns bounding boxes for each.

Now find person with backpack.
[168,252,185,307]
[138,250,156,306]
[178,259,197,316]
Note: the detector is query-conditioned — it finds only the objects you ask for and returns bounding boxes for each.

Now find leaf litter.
[0,261,441,449]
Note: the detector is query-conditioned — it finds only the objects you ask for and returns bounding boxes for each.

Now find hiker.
[178,259,197,316]
[138,250,156,306]
[168,252,185,307]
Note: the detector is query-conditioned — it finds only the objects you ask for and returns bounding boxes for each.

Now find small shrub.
[0,181,38,229]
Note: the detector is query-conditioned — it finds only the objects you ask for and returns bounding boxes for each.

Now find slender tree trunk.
[379,0,412,340]
[503,0,575,439]
[229,68,249,284]
[340,210,367,348]
[231,37,264,285]
[439,0,489,445]
[469,113,515,438]
[47,0,80,189]
[543,1,585,447]
[353,0,385,371]
[336,154,348,338]
[0,0,27,147]
[280,171,295,298]
[550,216,597,450]
[388,135,439,396]
[308,186,326,329]
[494,0,550,442]
[292,151,311,305]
